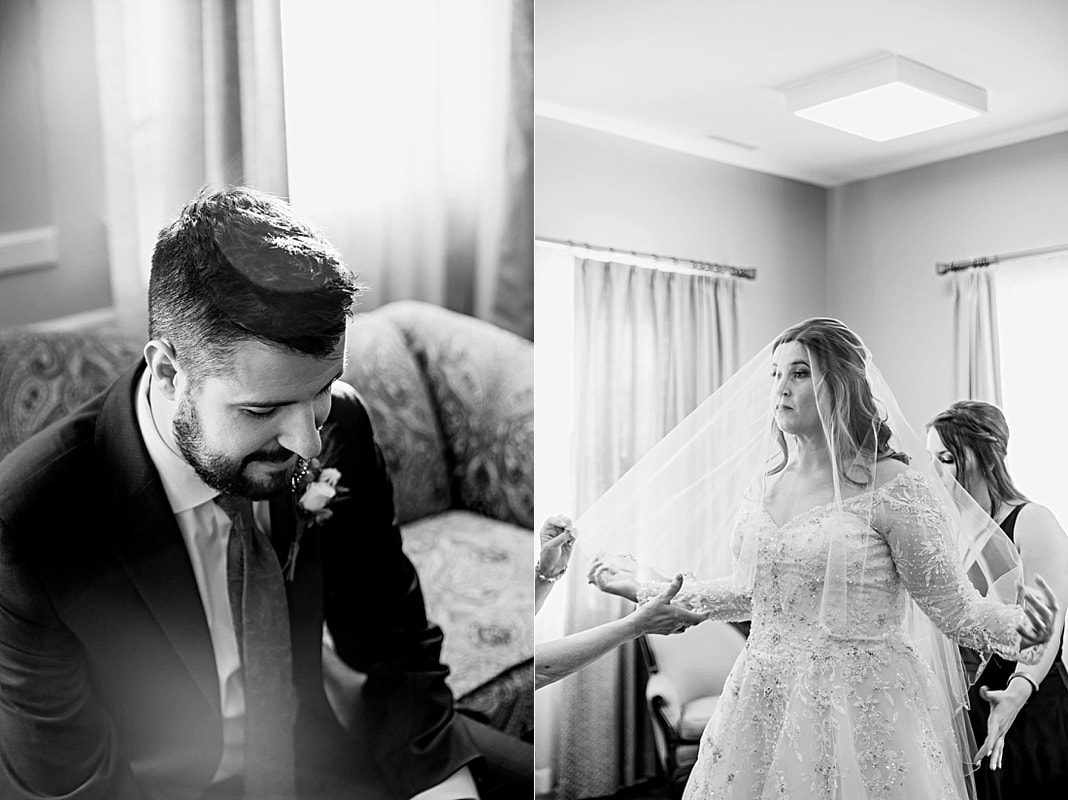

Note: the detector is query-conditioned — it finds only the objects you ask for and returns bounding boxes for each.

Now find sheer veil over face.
[569,317,1025,790]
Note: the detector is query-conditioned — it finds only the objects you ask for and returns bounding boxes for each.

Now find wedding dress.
[573,318,1040,800]
[637,468,1036,800]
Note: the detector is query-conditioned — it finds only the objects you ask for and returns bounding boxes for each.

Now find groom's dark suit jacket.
[0,364,478,800]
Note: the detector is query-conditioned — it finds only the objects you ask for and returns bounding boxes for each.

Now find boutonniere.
[283,452,349,581]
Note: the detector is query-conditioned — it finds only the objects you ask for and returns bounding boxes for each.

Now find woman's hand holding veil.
[538,514,575,579]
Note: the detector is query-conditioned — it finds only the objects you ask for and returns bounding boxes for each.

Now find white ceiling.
[536,0,1068,187]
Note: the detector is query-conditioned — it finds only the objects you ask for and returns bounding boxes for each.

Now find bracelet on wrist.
[1007,671,1040,697]
[536,563,566,583]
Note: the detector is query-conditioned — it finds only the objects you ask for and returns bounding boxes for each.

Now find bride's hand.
[1016,574,1057,650]
[587,553,641,601]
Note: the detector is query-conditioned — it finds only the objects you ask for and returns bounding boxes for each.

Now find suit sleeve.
[0,519,146,800]
[320,385,480,798]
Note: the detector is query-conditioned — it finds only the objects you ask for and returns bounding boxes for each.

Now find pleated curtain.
[554,257,740,799]
[952,268,1002,404]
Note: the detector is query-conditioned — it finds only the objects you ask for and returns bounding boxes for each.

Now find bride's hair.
[770,317,908,484]
[928,400,1027,517]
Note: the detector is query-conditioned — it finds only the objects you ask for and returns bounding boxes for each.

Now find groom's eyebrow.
[313,368,345,396]
[236,368,344,409]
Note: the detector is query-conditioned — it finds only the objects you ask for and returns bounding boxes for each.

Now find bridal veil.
[572,317,1025,792]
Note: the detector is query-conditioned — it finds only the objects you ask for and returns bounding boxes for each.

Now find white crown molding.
[535,100,830,185]
[537,100,1068,188]
[842,115,1068,185]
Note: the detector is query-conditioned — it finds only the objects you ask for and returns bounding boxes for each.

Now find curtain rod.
[536,236,757,280]
[935,243,1068,275]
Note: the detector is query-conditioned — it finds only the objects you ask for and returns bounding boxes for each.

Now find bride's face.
[771,342,820,436]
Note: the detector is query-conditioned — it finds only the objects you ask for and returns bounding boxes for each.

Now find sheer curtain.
[93,0,288,339]
[952,268,1002,404]
[553,257,740,800]
[280,0,530,335]
[491,0,534,338]
[92,0,531,339]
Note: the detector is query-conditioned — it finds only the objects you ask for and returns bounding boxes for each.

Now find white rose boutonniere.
[284,456,349,581]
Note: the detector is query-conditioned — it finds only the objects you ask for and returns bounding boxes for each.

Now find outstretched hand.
[1016,574,1058,651]
[973,682,1029,770]
[631,574,710,636]
[973,574,1058,769]
[538,514,575,579]
[587,553,673,603]
[588,554,641,601]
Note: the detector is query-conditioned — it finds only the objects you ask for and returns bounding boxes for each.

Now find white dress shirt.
[135,370,477,798]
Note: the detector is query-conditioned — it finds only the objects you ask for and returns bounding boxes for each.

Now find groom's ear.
[144,340,182,401]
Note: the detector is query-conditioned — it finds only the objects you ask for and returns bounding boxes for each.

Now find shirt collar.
[135,368,219,514]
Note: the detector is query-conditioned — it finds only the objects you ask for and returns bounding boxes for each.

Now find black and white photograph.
[0,1,532,798]
[5,1,1068,799]
[534,2,1068,800]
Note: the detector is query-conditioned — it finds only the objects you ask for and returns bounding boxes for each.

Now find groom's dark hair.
[149,185,364,382]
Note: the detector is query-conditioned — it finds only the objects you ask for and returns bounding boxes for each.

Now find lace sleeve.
[636,576,752,621]
[878,471,1040,664]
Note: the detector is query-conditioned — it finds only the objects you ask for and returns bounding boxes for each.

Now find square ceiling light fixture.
[786,54,987,142]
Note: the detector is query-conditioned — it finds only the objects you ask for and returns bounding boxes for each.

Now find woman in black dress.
[928,400,1068,798]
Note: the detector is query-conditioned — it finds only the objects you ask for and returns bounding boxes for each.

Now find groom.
[0,187,498,799]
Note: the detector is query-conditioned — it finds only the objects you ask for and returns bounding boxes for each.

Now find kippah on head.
[149,186,364,376]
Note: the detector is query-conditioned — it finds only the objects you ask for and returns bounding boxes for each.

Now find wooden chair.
[638,622,746,799]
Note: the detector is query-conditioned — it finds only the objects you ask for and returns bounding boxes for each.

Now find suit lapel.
[95,365,221,717]
[272,490,321,628]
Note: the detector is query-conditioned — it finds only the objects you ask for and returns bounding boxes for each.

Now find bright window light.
[997,252,1068,531]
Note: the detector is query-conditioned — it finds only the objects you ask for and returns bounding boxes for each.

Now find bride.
[582,318,1057,800]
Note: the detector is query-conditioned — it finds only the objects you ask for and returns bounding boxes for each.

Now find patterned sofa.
[0,300,534,738]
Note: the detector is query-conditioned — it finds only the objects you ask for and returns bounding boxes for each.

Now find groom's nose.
[275,403,323,462]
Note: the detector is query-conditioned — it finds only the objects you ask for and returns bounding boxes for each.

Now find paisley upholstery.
[401,511,534,700]
[0,331,142,462]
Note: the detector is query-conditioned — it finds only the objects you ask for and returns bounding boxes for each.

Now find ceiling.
[536,0,1068,187]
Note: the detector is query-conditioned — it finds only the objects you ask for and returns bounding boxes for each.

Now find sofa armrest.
[376,302,533,529]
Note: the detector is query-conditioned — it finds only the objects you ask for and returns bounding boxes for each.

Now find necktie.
[217,495,297,800]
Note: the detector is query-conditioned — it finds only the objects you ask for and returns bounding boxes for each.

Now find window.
[996,251,1068,526]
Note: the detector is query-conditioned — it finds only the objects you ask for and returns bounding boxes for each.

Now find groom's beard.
[173,397,295,500]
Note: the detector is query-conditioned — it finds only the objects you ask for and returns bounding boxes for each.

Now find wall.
[536,117,828,360]
[0,0,51,234]
[827,132,1068,432]
[0,0,111,329]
